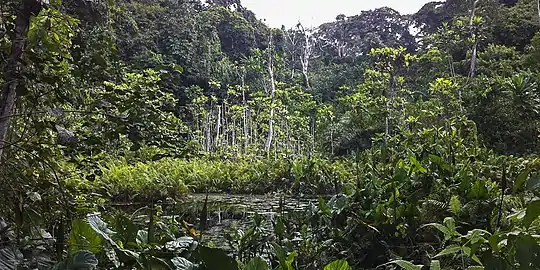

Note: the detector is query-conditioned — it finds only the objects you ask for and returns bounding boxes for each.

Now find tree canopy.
[1,0,540,269]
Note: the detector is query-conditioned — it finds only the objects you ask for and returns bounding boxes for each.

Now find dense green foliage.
[1,0,540,269]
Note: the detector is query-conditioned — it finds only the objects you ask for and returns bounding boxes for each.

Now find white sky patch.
[242,0,433,28]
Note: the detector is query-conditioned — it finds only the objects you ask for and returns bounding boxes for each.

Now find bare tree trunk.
[310,113,315,156]
[231,119,236,149]
[448,57,456,78]
[298,24,312,90]
[330,119,334,156]
[537,0,540,26]
[215,104,221,149]
[224,103,229,148]
[283,28,298,81]
[0,0,42,160]
[265,32,276,154]
[252,115,256,148]
[385,112,390,145]
[237,68,248,153]
[468,0,479,78]
[469,44,478,78]
[205,112,211,152]
[286,118,291,154]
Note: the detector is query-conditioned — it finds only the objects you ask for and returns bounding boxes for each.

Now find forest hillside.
[1,0,540,269]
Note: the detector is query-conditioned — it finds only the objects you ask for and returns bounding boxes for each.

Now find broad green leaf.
[527,176,540,191]
[387,260,423,270]
[328,194,348,215]
[516,235,536,267]
[394,165,408,182]
[471,255,483,266]
[172,64,184,72]
[144,256,173,269]
[245,257,269,270]
[430,260,441,270]
[115,248,140,265]
[323,259,351,270]
[165,237,195,251]
[274,218,286,238]
[87,214,117,247]
[523,200,540,228]
[513,168,531,193]
[318,197,330,215]
[488,234,503,252]
[53,250,99,270]
[470,180,489,200]
[69,219,104,255]
[285,251,298,268]
[114,214,138,245]
[429,155,452,172]
[466,267,484,270]
[410,155,427,173]
[274,244,296,270]
[443,217,456,234]
[434,245,462,258]
[197,246,238,270]
[69,250,99,269]
[136,230,148,245]
[421,223,454,238]
[170,257,195,270]
[507,209,526,222]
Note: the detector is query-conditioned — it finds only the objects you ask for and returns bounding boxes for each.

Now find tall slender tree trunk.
[205,113,211,152]
[265,32,276,154]
[310,112,315,156]
[231,119,236,149]
[215,104,221,149]
[224,104,229,148]
[537,0,540,26]
[0,0,43,160]
[285,117,291,153]
[330,117,334,156]
[468,0,479,78]
[298,24,312,90]
[283,28,298,81]
[239,70,248,153]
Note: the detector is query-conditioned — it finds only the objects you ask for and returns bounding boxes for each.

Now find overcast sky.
[241,0,433,28]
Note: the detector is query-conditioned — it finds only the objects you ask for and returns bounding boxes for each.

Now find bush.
[67,157,356,202]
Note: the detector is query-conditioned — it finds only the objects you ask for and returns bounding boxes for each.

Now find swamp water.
[171,194,318,248]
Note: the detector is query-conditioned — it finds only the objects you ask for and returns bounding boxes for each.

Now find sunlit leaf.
[324,259,351,270]
[434,245,461,258]
[430,260,441,270]
[386,260,423,270]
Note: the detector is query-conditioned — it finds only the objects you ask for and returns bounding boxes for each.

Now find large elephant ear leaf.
[196,246,238,270]
[70,250,99,269]
[523,200,540,228]
[87,214,117,247]
[52,250,99,270]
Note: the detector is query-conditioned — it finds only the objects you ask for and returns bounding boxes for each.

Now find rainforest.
[1,0,540,269]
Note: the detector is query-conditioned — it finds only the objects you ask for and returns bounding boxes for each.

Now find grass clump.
[69,157,356,201]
